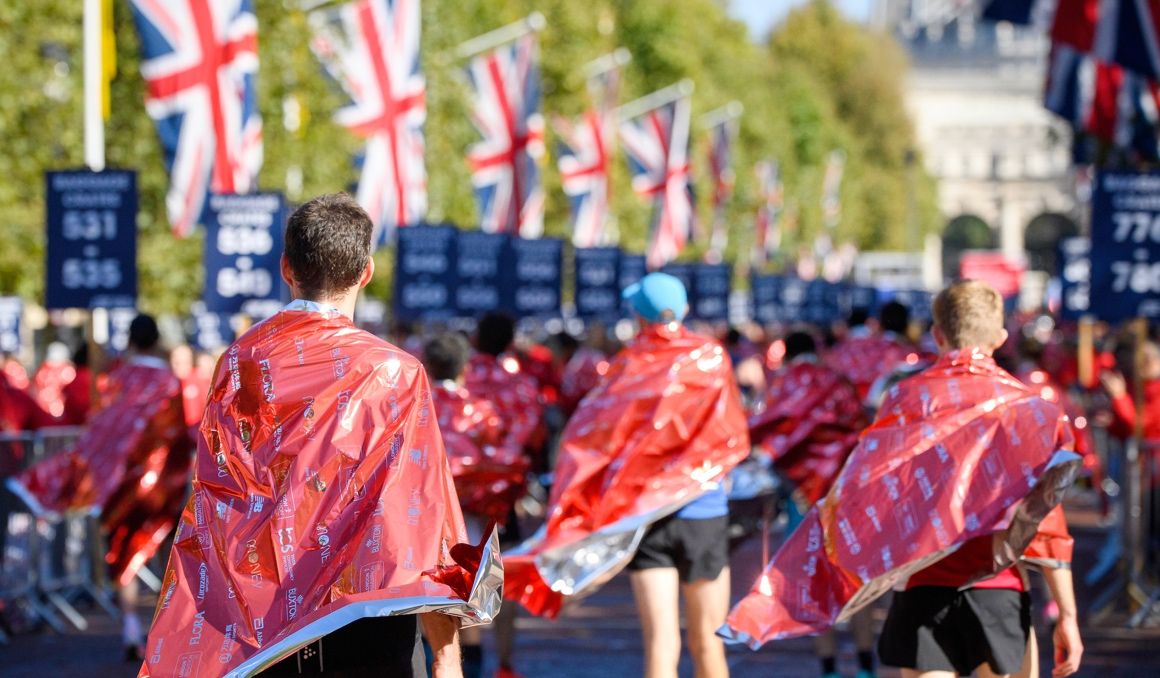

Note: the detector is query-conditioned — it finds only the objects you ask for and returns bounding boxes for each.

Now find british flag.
[1045,42,1160,160]
[557,111,611,248]
[128,0,263,237]
[619,96,693,270]
[706,117,737,262]
[752,160,783,268]
[466,34,545,238]
[1052,0,1160,80]
[310,0,426,247]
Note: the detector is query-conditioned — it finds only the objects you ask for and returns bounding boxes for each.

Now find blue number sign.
[203,193,287,317]
[1090,171,1160,321]
[1057,237,1090,320]
[506,237,563,317]
[45,170,138,309]
[395,225,458,322]
[0,297,21,354]
[574,247,621,321]
[456,232,509,317]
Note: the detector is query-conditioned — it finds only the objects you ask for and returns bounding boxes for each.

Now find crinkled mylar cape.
[139,310,501,678]
[722,350,1080,648]
[505,323,749,618]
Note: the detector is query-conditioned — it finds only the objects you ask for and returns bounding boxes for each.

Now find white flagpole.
[582,47,631,81]
[83,0,105,171]
[700,101,743,129]
[615,79,694,122]
[455,12,546,60]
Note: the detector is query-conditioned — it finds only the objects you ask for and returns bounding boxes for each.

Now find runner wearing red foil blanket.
[824,301,924,400]
[723,281,1084,678]
[749,330,875,678]
[7,314,192,658]
[425,332,528,678]
[559,344,608,418]
[506,272,749,678]
[749,331,867,507]
[139,195,501,678]
[466,313,545,472]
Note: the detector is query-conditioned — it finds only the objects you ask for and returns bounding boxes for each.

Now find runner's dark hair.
[284,193,373,300]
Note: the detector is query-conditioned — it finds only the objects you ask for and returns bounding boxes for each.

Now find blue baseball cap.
[622,272,688,323]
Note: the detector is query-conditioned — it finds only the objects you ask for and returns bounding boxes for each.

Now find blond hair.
[932,280,1005,350]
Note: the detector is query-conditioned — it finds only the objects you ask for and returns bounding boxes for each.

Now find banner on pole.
[202,193,287,317]
[0,297,22,354]
[574,247,621,321]
[507,237,563,317]
[45,169,138,310]
[1057,237,1090,320]
[394,224,458,322]
[456,231,509,317]
[1090,171,1160,322]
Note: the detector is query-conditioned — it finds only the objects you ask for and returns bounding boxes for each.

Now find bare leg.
[630,568,681,678]
[495,601,517,669]
[852,606,875,652]
[900,670,956,678]
[1007,627,1039,678]
[119,578,142,646]
[682,567,730,678]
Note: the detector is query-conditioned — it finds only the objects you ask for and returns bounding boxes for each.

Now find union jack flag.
[1045,43,1160,160]
[128,0,263,237]
[619,96,693,270]
[466,34,545,238]
[752,160,783,268]
[556,57,622,248]
[557,111,612,248]
[706,117,737,262]
[1052,0,1160,80]
[310,0,426,246]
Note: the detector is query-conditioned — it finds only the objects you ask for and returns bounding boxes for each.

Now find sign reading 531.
[45,170,138,310]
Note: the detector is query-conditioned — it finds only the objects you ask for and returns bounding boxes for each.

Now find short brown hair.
[284,193,373,300]
[932,280,1005,350]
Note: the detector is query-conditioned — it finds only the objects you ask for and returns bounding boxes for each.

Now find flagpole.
[83,0,105,171]
[616,79,694,122]
[582,47,631,80]
[700,101,743,129]
[455,12,546,60]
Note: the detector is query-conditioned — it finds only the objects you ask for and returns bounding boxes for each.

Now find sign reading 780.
[1090,172,1160,322]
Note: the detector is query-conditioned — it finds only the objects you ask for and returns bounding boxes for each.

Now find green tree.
[0,0,938,315]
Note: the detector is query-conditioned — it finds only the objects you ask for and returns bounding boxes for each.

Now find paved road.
[4,504,1159,677]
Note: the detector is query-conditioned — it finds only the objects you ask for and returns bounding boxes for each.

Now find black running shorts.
[627,514,729,583]
[878,586,1031,677]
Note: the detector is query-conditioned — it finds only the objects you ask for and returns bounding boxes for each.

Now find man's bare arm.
[419,612,462,678]
[1042,566,1083,678]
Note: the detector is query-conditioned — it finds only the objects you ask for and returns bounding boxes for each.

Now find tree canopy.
[0,0,939,314]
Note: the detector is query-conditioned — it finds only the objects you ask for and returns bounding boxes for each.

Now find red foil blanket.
[465,353,545,455]
[8,358,192,585]
[722,350,1081,648]
[748,359,867,505]
[823,335,924,399]
[504,323,749,618]
[433,380,529,523]
[139,309,502,678]
[559,348,608,416]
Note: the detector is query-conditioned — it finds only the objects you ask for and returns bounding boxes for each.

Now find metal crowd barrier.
[0,427,121,641]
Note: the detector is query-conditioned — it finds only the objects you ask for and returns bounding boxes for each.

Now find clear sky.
[728,0,875,40]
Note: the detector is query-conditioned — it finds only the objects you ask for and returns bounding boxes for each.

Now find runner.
[506,272,749,678]
[824,301,923,400]
[723,280,1084,678]
[8,314,192,658]
[138,194,501,678]
[748,330,873,678]
[425,331,527,678]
